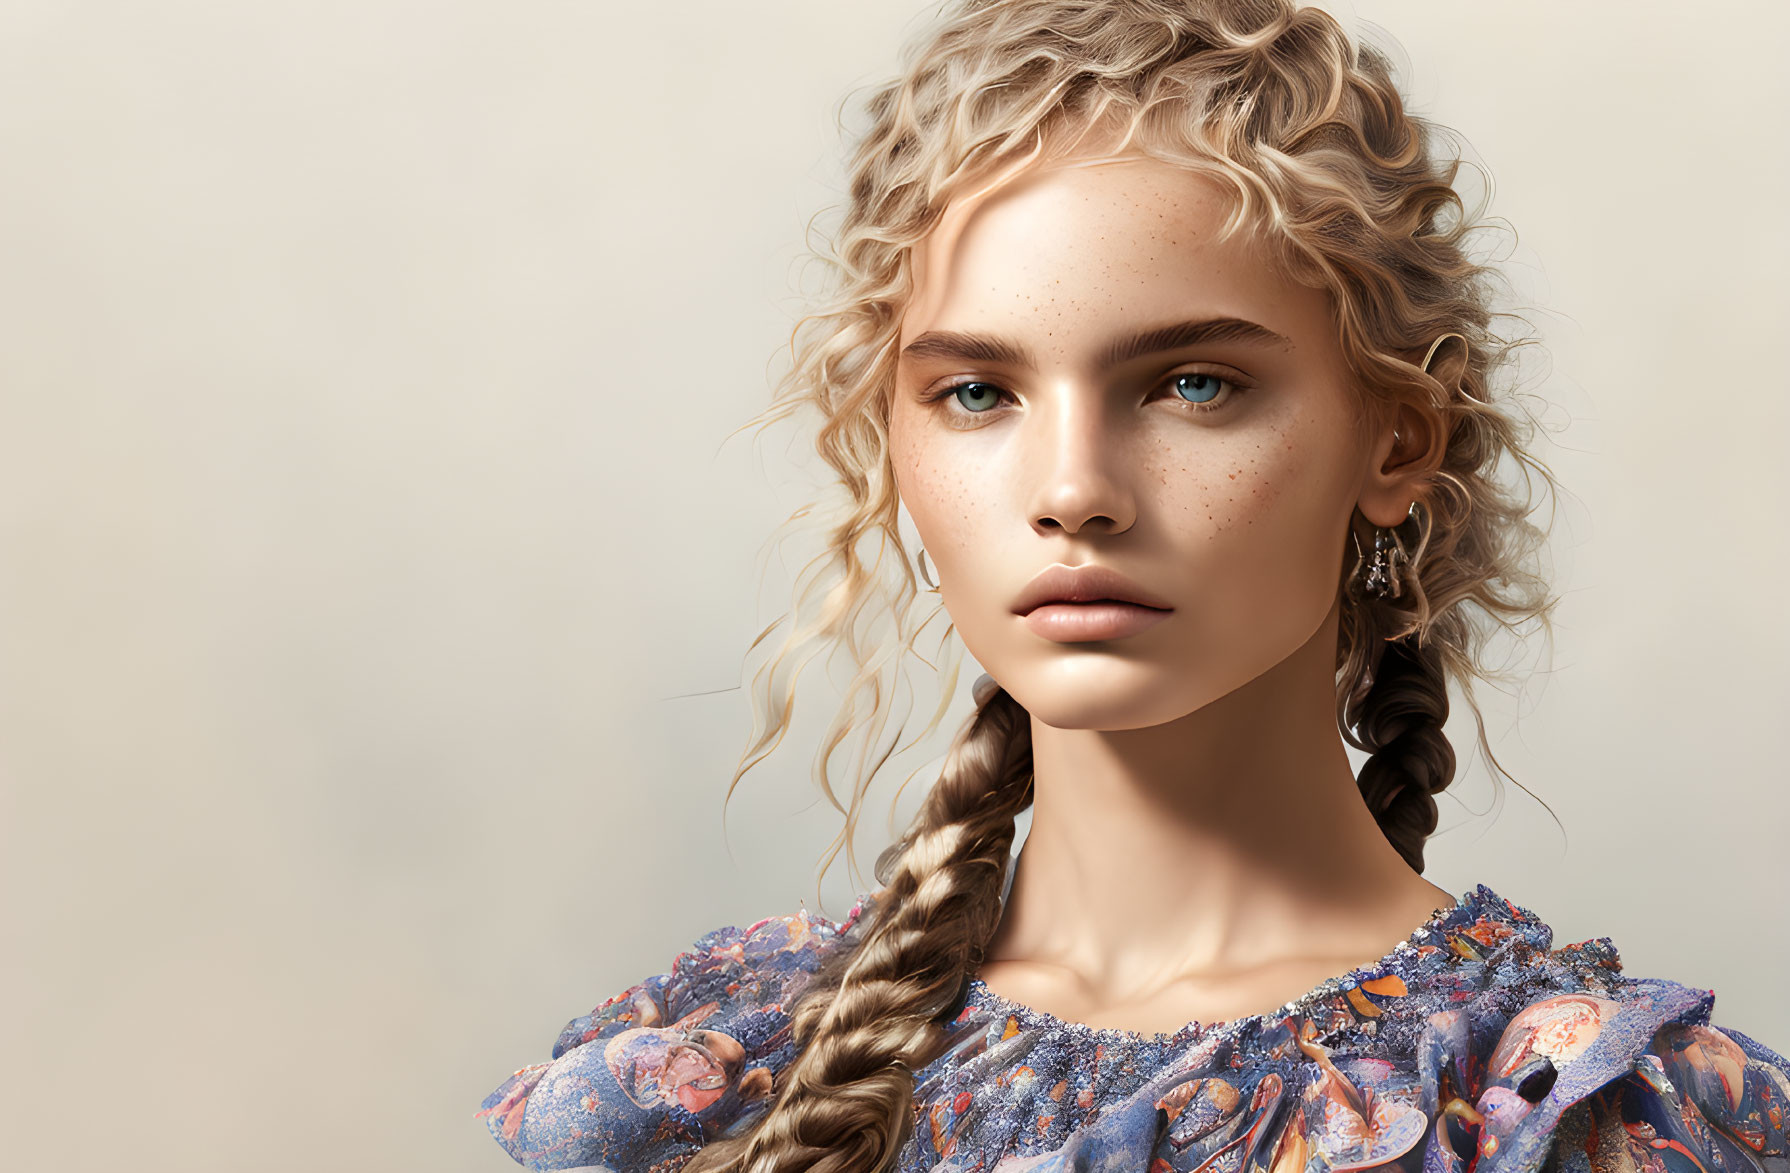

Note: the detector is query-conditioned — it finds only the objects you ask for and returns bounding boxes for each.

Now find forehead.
[900,155,1326,354]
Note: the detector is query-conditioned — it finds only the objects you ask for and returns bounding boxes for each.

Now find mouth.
[1011,563,1174,617]
[1011,563,1174,643]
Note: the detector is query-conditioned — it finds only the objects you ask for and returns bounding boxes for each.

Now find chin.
[1005,665,1222,732]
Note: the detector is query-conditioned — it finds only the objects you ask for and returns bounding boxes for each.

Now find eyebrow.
[898,316,1293,370]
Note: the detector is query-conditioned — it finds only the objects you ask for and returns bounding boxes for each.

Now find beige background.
[1,1,1785,1170]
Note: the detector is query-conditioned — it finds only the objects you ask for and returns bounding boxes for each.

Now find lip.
[1022,602,1172,643]
[1011,563,1175,616]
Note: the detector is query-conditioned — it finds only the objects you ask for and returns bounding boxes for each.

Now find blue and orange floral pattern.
[478,886,1788,1173]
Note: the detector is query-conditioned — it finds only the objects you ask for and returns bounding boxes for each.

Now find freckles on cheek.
[1158,433,1295,536]
[1239,432,1302,522]
[894,432,981,548]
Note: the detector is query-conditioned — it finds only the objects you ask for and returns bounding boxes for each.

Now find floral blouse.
[478,885,1788,1173]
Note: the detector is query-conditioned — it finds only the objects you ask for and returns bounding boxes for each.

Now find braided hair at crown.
[683,686,1035,1173]
[1345,635,1457,873]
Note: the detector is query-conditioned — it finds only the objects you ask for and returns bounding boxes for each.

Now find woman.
[479,2,1788,1171]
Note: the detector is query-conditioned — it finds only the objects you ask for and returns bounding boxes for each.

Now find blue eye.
[1172,373,1229,405]
[951,382,1004,412]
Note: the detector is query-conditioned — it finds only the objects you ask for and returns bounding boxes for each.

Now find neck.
[983,603,1453,1001]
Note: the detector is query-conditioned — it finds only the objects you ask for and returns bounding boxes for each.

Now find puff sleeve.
[477,901,867,1171]
[1536,1016,1790,1173]
[1264,938,1790,1173]
[1415,949,1790,1173]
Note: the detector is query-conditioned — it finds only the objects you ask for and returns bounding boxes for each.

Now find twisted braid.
[686,688,1034,1173]
[1343,635,1457,873]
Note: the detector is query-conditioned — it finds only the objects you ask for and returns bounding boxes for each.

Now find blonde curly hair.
[688,2,1560,1170]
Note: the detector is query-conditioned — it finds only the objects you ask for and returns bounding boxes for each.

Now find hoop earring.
[1351,501,1427,601]
[1422,331,1493,407]
[1421,332,1466,377]
[917,547,939,592]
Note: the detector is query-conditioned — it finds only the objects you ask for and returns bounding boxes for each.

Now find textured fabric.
[477,886,1789,1173]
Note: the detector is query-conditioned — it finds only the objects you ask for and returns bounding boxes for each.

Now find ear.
[1358,405,1434,526]
[1358,335,1465,527]
[1358,415,1441,528]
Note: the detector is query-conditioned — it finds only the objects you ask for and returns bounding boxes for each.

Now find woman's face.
[888,154,1410,730]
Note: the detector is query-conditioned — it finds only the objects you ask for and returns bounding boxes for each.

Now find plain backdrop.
[1,1,1785,1170]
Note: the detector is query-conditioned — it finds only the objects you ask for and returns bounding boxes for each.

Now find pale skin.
[887,151,1465,1037]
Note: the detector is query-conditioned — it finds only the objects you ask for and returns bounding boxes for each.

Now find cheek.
[1156,424,1291,534]
[890,409,986,557]
[1156,417,1354,600]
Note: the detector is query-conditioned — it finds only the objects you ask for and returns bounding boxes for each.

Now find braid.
[685,687,1034,1173]
[1344,636,1457,873]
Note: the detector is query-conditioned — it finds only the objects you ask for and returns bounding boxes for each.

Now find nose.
[1024,380,1138,538]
